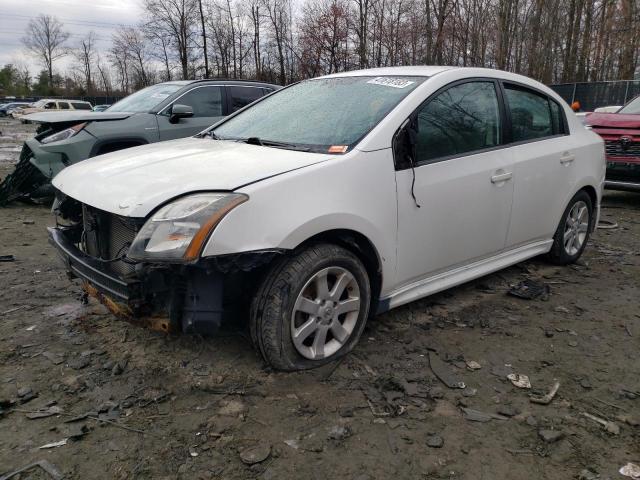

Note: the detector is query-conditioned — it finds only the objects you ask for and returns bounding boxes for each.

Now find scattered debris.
[0,254,14,262]
[465,360,481,371]
[497,405,520,417]
[39,438,68,449]
[26,405,62,419]
[0,459,64,480]
[507,373,531,389]
[328,424,352,441]
[429,352,465,389]
[508,279,550,300]
[538,429,564,443]
[284,439,299,450]
[577,468,599,480]
[239,444,271,465]
[582,412,620,435]
[426,435,444,448]
[217,399,246,417]
[42,351,65,365]
[596,219,618,230]
[460,408,508,423]
[530,381,560,405]
[619,463,640,479]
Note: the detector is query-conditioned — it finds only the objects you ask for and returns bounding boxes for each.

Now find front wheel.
[250,243,371,371]
[547,190,593,265]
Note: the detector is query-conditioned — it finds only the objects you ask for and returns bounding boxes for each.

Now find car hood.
[23,111,132,124]
[53,137,332,217]
[586,112,640,129]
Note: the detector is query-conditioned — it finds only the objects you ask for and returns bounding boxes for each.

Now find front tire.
[547,190,593,265]
[250,243,371,371]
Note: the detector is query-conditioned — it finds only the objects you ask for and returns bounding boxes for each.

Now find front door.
[157,85,225,141]
[395,80,515,289]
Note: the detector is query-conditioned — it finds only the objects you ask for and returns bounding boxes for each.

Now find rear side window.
[175,86,223,117]
[72,102,92,110]
[228,86,264,112]
[505,85,557,141]
[58,102,70,109]
[415,81,501,163]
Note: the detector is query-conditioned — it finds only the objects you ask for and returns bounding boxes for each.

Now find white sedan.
[49,66,605,370]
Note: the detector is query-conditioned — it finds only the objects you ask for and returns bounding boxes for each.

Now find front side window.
[414,81,501,162]
[505,85,553,141]
[44,102,56,109]
[213,76,425,152]
[173,86,223,117]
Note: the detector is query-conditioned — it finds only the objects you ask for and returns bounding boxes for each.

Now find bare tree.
[21,14,70,88]
[143,0,199,79]
[74,32,97,94]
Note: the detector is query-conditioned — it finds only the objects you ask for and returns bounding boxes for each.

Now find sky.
[0,0,144,76]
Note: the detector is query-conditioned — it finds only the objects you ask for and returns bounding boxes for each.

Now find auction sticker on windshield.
[366,77,415,88]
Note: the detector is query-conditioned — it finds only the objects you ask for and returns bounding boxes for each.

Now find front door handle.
[560,153,575,165]
[491,172,512,183]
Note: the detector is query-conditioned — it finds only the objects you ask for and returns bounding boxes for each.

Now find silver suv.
[0,79,278,205]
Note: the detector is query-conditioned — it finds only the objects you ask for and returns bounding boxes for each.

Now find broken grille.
[81,205,141,278]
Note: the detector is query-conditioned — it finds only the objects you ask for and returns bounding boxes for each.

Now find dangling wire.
[409,154,421,208]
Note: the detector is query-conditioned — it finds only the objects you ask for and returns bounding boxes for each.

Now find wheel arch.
[292,229,383,316]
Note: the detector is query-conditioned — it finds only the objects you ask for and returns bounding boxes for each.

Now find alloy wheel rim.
[563,200,589,256]
[291,266,361,360]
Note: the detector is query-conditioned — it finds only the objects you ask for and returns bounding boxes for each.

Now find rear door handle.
[491,172,512,183]
[560,153,575,164]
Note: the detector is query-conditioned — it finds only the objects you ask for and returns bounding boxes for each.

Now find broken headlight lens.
[41,123,87,144]
[128,193,248,262]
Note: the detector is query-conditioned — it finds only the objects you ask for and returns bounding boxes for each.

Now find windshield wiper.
[243,137,310,152]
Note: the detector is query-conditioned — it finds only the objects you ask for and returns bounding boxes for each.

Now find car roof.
[320,66,457,79]
[165,79,280,88]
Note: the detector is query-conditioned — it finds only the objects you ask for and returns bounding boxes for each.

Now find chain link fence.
[550,80,640,111]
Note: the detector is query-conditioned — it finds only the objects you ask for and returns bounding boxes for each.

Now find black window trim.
[394,77,571,171]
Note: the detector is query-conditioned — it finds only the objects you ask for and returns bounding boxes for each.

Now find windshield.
[618,96,640,115]
[107,83,183,113]
[212,76,425,152]
[32,100,48,108]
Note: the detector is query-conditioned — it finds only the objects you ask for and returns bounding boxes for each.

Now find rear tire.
[547,190,593,265]
[250,243,371,371]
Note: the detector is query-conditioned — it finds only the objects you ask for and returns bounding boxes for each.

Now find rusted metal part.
[82,282,176,333]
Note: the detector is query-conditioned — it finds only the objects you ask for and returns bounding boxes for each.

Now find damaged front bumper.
[47,226,224,334]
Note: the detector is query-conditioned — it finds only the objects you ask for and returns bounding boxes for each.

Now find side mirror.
[393,117,418,170]
[169,104,194,123]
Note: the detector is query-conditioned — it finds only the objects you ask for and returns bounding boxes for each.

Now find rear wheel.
[547,190,593,265]
[250,243,371,371]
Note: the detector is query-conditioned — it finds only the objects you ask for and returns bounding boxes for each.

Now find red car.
[585,96,640,191]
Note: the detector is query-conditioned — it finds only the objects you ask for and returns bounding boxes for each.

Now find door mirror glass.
[393,119,418,170]
[169,104,194,123]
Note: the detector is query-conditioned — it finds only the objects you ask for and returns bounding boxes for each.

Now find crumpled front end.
[48,195,227,334]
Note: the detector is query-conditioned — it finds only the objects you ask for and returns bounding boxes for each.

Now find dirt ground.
[0,117,638,480]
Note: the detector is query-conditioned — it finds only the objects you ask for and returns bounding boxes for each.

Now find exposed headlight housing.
[127,193,248,262]
[41,123,87,144]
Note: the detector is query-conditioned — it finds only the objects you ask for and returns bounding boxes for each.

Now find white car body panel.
[52,137,332,217]
[53,66,606,309]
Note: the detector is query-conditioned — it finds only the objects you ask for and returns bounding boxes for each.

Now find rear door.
[502,83,577,248]
[157,85,225,140]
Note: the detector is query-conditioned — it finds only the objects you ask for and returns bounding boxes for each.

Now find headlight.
[41,123,87,144]
[127,193,248,262]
